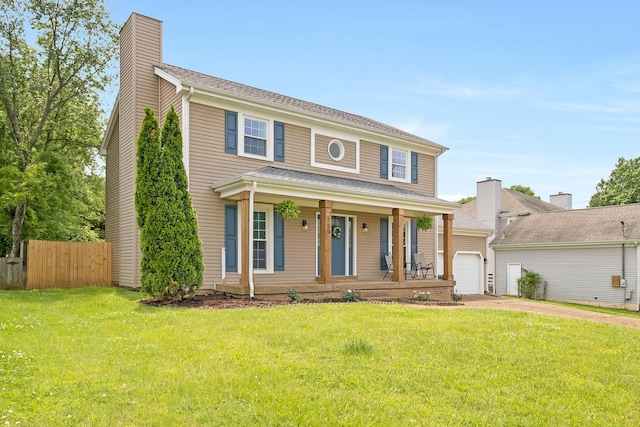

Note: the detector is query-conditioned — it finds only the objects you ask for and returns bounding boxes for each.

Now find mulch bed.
[140,294,463,310]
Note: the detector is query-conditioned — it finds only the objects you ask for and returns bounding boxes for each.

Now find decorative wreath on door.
[331,224,342,239]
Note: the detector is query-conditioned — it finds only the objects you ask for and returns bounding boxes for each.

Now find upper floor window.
[225,110,285,162]
[242,116,270,159]
[391,148,407,181]
[380,145,418,184]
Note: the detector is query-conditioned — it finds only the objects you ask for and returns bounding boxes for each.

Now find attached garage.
[438,251,484,294]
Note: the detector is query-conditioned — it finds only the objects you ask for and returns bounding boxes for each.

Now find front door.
[331,216,346,275]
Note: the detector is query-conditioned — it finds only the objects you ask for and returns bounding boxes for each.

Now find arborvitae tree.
[135,109,161,230]
[160,106,203,294]
[134,109,162,294]
[135,106,203,299]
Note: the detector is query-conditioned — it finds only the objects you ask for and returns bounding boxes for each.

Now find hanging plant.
[416,215,433,231]
[275,199,300,219]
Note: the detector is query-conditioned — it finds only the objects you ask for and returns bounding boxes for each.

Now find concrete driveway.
[444,295,640,330]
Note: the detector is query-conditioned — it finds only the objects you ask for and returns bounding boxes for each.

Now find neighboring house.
[436,212,493,295]
[449,178,567,295]
[490,204,640,311]
[100,13,459,299]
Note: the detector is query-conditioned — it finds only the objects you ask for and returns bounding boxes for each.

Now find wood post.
[442,213,454,281]
[318,200,333,284]
[392,208,404,282]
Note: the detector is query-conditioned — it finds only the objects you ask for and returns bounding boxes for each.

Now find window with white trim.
[240,115,272,160]
[248,204,274,273]
[390,148,408,181]
[253,211,267,269]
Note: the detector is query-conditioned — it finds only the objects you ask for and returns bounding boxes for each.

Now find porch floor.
[212,278,455,302]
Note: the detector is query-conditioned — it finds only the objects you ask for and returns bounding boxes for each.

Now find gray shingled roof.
[225,166,456,206]
[449,211,494,232]
[490,204,640,246]
[156,64,445,149]
[457,188,561,218]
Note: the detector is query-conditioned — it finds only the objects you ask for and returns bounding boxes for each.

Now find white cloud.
[414,76,525,100]
[393,117,450,141]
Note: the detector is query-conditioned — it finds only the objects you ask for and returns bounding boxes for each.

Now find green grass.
[2,287,640,426]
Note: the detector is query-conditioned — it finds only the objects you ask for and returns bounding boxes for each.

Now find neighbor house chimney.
[476,177,502,231]
[549,192,572,210]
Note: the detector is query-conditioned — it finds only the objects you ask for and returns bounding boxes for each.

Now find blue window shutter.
[380,218,388,269]
[224,205,237,271]
[274,211,285,271]
[411,152,418,184]
[380,145,388,179]
[274,121,285,162]
[411,219,418,267]
[225,111,237,154]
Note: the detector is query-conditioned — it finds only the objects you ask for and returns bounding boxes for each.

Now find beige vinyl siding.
[418,228,436,266]
[284,123,311,166]
[105,116,120,284]
[118,14,162,287]
[186,98,402,284]
[255,206,317,283]
[159,78,181,121]
[439,234,486,257]
[313,134,357,169]
[418,154,436,196]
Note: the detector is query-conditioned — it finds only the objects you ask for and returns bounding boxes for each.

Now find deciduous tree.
[0,0,117,256]
[589,157,640,207]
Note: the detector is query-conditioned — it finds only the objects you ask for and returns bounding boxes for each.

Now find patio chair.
[383,253,393,280]
[412,252,435,279]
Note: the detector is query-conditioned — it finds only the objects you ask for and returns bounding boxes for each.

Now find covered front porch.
[213,167,459,300]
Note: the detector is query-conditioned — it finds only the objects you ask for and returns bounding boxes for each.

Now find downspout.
[248,181,257,299]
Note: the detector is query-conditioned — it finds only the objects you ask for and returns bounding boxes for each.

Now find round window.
[328,139,345,161]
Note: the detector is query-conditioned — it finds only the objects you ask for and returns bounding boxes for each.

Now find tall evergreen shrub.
[160,106,204,293]
[134,106,203,299]
[134,109,161,294]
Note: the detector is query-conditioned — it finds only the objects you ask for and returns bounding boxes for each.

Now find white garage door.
[453,253,483,295]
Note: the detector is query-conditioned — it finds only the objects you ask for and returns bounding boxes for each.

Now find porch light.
[301,219,309,231]
[362,223,369,233]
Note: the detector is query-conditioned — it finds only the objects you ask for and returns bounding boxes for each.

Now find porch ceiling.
[212,166,459,217]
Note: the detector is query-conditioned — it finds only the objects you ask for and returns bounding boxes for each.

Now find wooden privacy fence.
[0,257,26,289]
[26,240,112,289]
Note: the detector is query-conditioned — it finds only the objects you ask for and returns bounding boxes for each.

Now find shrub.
[287,289,301,303]
[341,289,358,302]
[518,269,542,299]
[451,290,463,302]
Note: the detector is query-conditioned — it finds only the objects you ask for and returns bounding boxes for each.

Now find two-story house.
[101,13,459,300]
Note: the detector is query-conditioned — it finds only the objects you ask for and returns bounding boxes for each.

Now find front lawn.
[1,287,639,426]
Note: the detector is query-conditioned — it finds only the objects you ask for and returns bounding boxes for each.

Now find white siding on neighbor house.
[494,245,637,306]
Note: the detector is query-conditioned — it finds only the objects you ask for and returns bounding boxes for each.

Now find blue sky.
[106,0,640,208]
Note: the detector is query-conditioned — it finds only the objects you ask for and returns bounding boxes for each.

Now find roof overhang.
[99,93,119,155]
[439,228,494,237]
[491,240,638,250]
[213,168,459,217]
[154,66,448,157]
